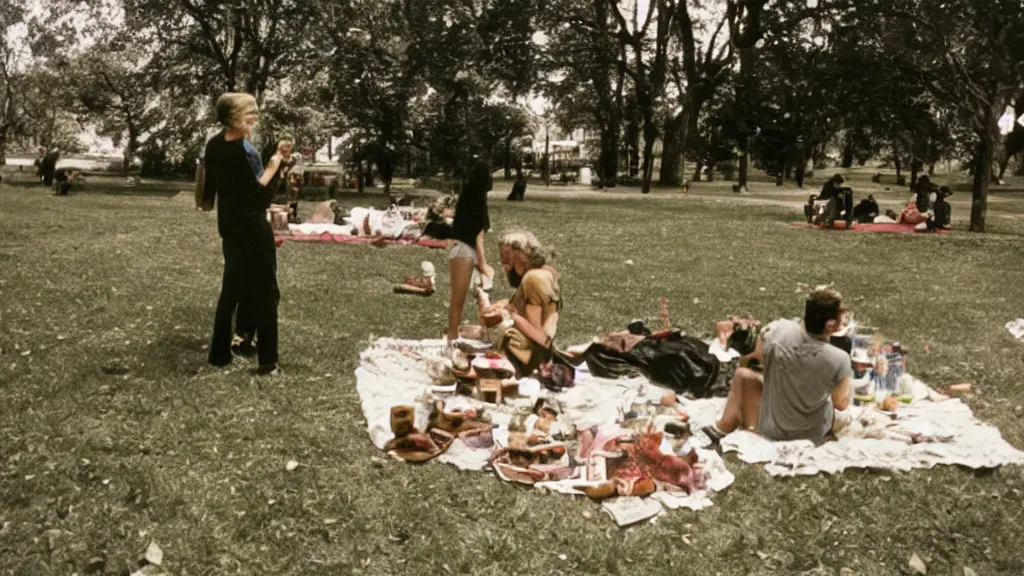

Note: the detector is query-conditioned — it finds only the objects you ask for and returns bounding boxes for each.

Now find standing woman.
[447,159,494,345]
[199,92,285,375]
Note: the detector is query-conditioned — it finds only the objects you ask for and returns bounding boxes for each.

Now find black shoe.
[701,425,727,446]
[256,364,279,376]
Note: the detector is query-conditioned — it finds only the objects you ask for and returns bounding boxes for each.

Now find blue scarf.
[242,138,264,180]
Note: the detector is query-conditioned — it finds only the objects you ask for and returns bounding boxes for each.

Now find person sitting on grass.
[53,169,83,196]
[915,185,952,232]
[485,231,561,378]
[703,288,853,446]
[818,174,853,228]
[852,194,880,223]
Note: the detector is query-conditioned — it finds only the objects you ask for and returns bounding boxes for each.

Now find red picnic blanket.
[276,232,448,248]
[791,222,949,234]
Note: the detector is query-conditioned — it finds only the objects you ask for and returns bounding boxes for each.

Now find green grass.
[1,177,1024,575]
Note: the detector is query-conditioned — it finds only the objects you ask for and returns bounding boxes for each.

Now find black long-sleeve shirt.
[451,187,490,248]
[202,131,269,238]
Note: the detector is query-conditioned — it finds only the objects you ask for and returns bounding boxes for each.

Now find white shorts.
[448,240,477,265]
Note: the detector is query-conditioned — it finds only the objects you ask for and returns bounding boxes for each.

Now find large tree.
[122,0,320,101]
[665,1,733,186]
[73,36,159,171]
[608,0,676,194]
[0,0,29,164]
[883,0,1024,231]
[541,0,629,188]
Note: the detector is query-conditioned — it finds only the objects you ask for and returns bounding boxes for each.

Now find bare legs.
[714,368,764,434]
[447,257,475,342]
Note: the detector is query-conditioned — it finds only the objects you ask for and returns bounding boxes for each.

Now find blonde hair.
[500,230,553,267]
[215,92,258,126]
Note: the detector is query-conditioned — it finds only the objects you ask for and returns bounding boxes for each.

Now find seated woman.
[900,175,939,225]
[915,186,952,232]
[489,231,561,377]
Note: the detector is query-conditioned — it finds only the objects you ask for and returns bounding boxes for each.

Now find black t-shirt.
[451,187,490,248]
[201,131,269,238]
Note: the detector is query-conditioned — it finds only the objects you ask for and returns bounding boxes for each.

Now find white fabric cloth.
[289,222,350,235]
[356,338,735,518]
[355,338,1024,520]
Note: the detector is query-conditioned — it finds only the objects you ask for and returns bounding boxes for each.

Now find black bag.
[571,330,722,398]
[629,332,721,398]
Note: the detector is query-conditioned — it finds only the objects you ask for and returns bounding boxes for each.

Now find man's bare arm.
[831,377,852,411]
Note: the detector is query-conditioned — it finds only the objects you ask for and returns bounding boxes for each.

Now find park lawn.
[1,181,1023,576]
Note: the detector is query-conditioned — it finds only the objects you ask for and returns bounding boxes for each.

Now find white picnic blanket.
[355,338,1024,518]
[356,338,735,522]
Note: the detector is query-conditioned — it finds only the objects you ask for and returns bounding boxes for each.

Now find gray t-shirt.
[755,319,852,445]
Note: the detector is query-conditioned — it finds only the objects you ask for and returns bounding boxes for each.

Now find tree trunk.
[928,163,935,176]
[640,124,656,194]
[970,134,993,232]
[658,113,683,186]
[599,126,618,188]
[0,132,6,166]
[692,161,703,182]
[738,147,749,190]
[503,137,512,179]
[893,155,902,181]
[357,158,366,194]
[735,46,756,191]
[705,163,716,182]
[544,131,550,186]
[795,156,807,189]
[380,152,393,196]
[125,122,139,175]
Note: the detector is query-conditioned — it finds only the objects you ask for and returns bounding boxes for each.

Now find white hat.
[851,348,872,365]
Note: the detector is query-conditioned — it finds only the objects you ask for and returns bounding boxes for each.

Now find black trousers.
[209,223,279,367]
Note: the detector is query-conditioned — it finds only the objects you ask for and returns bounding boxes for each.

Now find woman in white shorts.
[447,160,494,343]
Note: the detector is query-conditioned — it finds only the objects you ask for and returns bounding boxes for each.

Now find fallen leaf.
[909,552,927,574]
[756,551,769,560]
[963,568,977,576]
[625,259,634,266]
[144,541,163,566]
[682,534,692,545]
[759,287,766,292]
[20,350,30,356]
[557,554,567,561]
[285,460,299,472]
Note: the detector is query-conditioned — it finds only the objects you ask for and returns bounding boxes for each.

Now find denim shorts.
[448,240,477,265]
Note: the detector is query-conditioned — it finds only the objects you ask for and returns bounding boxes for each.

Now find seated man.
[852,194,880,223]
[819,174,853,227]
[489,230,561,377]
[703,288,853,446]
